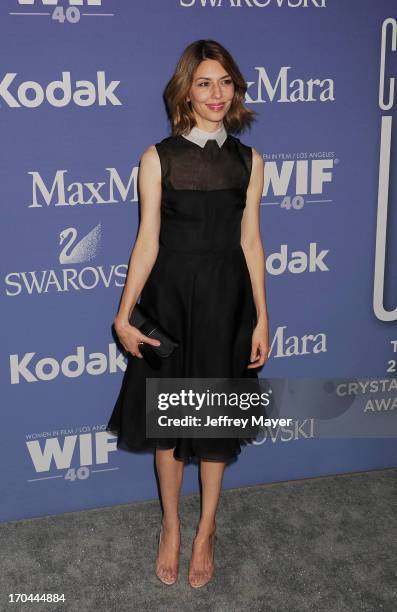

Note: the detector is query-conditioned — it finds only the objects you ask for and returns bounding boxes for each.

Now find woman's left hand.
[247,320,270,369]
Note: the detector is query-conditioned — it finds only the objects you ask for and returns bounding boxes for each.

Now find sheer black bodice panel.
[156,135,252,252]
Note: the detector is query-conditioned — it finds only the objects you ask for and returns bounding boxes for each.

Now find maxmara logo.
[28,168,138,208]
[0,71,121,108]
[5,222,127,296]
[246,67,334,104]
[180,0,326,8]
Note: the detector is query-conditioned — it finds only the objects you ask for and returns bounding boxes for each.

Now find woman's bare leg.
[189,460,225,586]
[155,448,184,583]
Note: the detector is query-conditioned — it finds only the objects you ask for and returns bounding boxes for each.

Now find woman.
[107,39,270,588]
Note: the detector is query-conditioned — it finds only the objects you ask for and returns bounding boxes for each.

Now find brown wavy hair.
[163,39,257,136]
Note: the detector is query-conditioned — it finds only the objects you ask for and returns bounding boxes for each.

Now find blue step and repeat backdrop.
[1,0,397,523]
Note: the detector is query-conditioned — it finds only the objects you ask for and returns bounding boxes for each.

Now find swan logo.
[5,223,127,296]
[245,67,334,104]
[59,223,101,264]
[0,71,121,108]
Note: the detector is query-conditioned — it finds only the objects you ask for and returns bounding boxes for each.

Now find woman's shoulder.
[154,134,180,149]
[228,133,249,149]
[139,136,181,178]
[143,135,183,161]
[230,134,263,167]
[157,134,176,143]
[139,143,163,174]
[140,135,177,157]
[229,133,260,156]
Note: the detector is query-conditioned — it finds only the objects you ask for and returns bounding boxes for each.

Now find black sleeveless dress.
[106,132,260,463]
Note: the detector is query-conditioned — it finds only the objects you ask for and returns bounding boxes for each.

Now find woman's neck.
[193,121,224,134]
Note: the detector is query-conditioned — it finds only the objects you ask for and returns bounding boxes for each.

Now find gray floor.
[1,468,396,612]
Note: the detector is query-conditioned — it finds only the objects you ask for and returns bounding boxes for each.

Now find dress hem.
[106,426,253,465]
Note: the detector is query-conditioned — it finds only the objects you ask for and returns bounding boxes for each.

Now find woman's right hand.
[114,318,161,359]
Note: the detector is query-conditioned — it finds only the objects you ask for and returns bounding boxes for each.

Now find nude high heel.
[188,531,217,588]
[155,524,180,585]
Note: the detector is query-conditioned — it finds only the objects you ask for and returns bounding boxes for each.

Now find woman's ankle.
[161,515,181,531]
[195,519,216,539]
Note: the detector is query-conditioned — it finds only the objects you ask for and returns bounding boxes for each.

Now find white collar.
[182,123,227,148]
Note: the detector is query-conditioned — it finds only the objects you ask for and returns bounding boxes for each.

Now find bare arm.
[241,148,270,368]
[113,145,162,357]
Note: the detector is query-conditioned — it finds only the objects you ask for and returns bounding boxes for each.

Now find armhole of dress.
[248,146,254,183]
[154,143,164,190]
[245,145,254,192]
[232,136,253,189]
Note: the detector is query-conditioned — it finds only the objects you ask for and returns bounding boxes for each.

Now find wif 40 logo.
[14,1,111,25]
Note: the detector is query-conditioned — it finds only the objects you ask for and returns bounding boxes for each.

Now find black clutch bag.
[128,302,179,369]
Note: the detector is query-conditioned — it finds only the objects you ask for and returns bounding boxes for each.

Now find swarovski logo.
[5,223,127,296]
[0,71,121,108]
